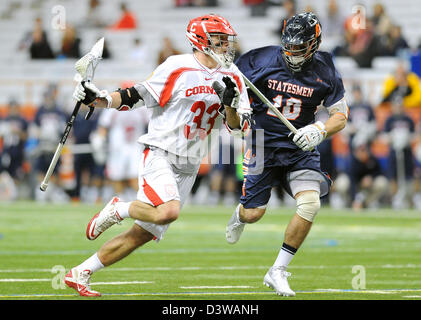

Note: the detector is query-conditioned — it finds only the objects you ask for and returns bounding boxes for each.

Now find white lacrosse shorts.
[106,144,141,181]
[134,146,198,242]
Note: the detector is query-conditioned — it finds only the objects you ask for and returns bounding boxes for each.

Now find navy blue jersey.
[236,46,345,150]
[383,114,415,134]
[2,115,28,148]
[348,102,375,124]
[33,106,67,148]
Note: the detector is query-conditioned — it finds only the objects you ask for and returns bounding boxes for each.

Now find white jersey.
[98,108,149,152]
[135,53,250,167]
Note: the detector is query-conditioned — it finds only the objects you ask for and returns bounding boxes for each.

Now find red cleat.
[86,196,122,240]
[64,268,101,297]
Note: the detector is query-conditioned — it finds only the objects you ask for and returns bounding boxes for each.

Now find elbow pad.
[116,87,143,111]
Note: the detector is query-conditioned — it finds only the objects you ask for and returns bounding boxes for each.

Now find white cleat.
[263,266,296,297]
[86,196,122,240]
[64,267,101,297]
[225,211,245,244]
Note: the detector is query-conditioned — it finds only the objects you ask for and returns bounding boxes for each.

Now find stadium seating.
[0,0,419,108]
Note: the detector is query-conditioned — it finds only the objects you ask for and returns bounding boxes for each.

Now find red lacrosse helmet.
[186,14,237,67]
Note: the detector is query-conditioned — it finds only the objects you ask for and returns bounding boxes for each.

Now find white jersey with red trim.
[135,53,250,167]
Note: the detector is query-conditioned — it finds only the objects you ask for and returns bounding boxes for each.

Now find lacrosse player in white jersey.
[64,14,252,297]
[96,104,149,199]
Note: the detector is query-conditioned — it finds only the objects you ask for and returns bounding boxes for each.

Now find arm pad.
[116,87,143,111]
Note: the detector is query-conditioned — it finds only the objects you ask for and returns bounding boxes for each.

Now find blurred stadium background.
[1,0,421,210]
[1,0,421,301]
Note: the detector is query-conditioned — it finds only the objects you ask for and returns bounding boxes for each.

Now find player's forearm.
[92,92,122,109]
[225,106,240,128]
[324,113,347,138]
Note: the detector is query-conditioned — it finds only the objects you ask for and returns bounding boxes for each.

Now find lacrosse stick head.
[74,37,104,82]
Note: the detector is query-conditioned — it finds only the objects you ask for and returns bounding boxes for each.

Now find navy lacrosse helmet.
[280,12,322,72]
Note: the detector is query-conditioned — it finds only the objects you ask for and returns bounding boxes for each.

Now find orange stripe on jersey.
[143,148,150,165]
[159,67,201,107]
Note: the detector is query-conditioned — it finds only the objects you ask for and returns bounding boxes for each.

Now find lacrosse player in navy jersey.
[225,12,349,296]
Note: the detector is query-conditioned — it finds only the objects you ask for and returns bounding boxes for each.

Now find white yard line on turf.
[1,264,421,273]
[0,279,153,285]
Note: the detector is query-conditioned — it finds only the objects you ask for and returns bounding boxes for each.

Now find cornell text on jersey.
[267,79,314,97]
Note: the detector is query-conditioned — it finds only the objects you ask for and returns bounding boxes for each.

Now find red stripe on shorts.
[143,178,164,206]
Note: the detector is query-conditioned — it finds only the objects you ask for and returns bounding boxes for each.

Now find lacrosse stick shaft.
[39,101,82,191]
[240,71,297,134]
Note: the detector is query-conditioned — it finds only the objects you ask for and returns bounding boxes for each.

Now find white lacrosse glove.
[73,81,110,107]
[292,121,327,151]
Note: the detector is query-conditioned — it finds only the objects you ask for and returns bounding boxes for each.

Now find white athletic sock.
[76,253,104,274]
[235,204,245,224]
[115,201,132,219]
[273,243,297,269]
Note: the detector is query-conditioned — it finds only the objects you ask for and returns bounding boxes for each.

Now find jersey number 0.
[267,95,302,120]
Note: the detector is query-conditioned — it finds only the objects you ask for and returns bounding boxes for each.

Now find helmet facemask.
[204,32,236,68]
[281,38,319,72]
[280,12,322,73]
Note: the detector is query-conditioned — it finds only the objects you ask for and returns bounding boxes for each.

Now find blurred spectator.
[383,101,416,209]
[314,106,335,205]
[0,99,28,198]
[96,105,149,200]
[109,2,138,30]
[346,84,377,149]
[157,37,182,65]
[31,84,69,202]
[129,38,148,62]
[315,106,336,178]
[371,3,392,38]
[83,0,107,28]
[383,25,410,57]
[177,0,218,6]
[70,106,104,203]
[208,132,239,206]
[18,17,41,51]
[348,19,383,68]
[346,142,388,210]
[58,25,81,59]
[243,0,268,17]
[27,17,55,59]
[322,0,344,38]
[174,0,195,6]
[273,0,296,39]
[382,63,421,108]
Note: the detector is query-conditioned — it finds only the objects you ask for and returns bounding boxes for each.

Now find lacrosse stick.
[40,37,104,192]
[211,54,298,135]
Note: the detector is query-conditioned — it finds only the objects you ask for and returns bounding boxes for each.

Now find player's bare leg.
[98,224,154,266]
[129,200,180,225]
[66,224,153,297]
[264,190,320,296]
[225,204,265,244]
[86,198,180,240]
[283,212,312,249]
